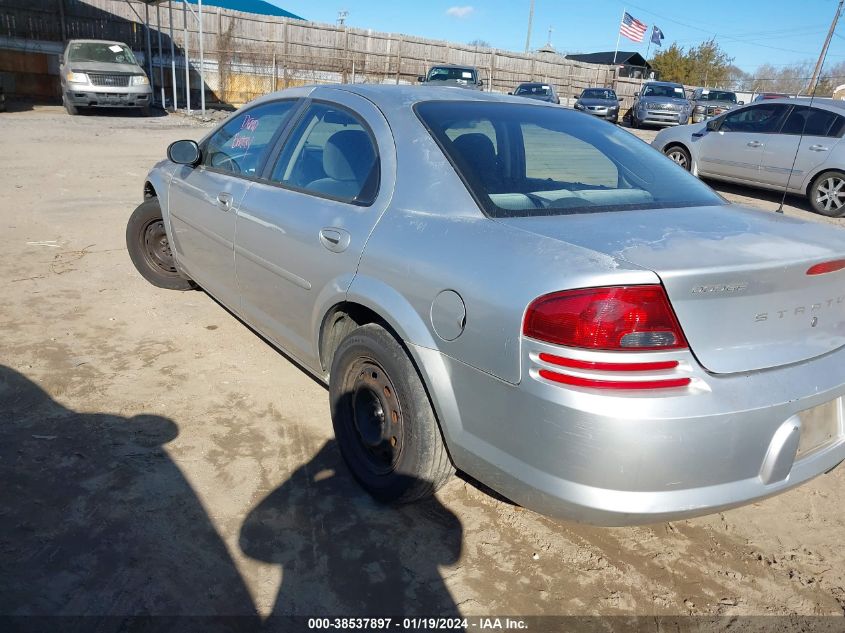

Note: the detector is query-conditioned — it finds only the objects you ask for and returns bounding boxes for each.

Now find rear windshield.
[642,84,685,98]
[67,42,137,65]
[699,90,737,102]
[428,67,476,82]
[581,89,616,100]
[516,84,551,96]
[415,101,724,218]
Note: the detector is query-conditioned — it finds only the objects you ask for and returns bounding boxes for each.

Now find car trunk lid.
[499,205,845,374]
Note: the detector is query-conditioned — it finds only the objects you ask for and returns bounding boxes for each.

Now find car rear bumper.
[417,341,845,525]
[65,85,151,108]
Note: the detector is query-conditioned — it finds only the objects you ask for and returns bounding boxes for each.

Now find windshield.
[699,90,737,102]
[415,101,723,218]
[642,85,685,99]
[428,67,476,82]
[67,42,137,65]
[581,89,616,100]
[516,84,551,96]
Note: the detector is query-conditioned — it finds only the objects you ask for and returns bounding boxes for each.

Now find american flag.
[619,12,648,43]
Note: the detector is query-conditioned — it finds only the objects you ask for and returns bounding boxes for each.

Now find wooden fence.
[1,0,620,105]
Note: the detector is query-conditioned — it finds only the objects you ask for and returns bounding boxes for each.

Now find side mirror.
[738,100,745,105]
[167,139,201,165]
[478,79,484,87]
[507,91,513,95]
[417,75,425,83]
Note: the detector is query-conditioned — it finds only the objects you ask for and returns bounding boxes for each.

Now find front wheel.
[63,97,79,116]
[664,144,692,171]
[329,324,454,504]
[126,198,195,290]
[809,170,845,217]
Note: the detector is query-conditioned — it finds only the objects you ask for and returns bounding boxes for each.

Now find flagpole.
[613,7,625,64]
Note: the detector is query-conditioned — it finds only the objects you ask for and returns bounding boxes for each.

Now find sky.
[266,0,845,73]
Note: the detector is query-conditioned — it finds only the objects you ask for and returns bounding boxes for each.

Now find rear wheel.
[809,170,845,217]
[329,323,454,504]
[126,198,195,290]
[664,144,691,171]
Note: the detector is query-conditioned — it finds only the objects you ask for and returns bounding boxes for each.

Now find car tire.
[664,144,692,171]
[139,104,151,117]
[329,323,454,504]
[631,116,640,129]
[126,198,195,290]
[63,97,79,116]
[809,170,845,217]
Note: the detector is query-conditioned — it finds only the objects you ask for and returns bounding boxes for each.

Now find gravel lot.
[2,104,845,623]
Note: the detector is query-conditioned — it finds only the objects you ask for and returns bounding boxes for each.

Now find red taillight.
[523,285,688,351]
[538,369,691,390]
[807,259,845,275]
[538,352,679,372]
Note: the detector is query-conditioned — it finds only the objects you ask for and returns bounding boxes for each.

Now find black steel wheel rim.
[141,219,178,275]
[346,358,404,475]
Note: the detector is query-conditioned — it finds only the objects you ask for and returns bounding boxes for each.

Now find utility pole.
[337,10,348,26]
[524,0,534,53]
[807,0,844,95]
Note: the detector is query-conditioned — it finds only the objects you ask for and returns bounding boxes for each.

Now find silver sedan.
[652,98,845,216]
[127,86,845,525]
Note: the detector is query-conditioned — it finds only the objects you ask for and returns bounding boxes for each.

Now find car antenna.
[776,1,841,214]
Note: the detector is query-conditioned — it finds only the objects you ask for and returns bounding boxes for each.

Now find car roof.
[644,81,683,88]
[255,84,544,109]
[66,39,128,46]
[756,97,845,112]
[518,82,552,87]
[428,64,479,70]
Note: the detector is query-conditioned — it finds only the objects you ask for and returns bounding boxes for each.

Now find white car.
[652,98,845,216]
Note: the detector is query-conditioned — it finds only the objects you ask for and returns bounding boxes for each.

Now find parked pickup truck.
[689,88,741,123]
[417,64,484,90]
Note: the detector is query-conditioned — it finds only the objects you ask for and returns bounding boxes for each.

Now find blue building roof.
[184,0,304,20]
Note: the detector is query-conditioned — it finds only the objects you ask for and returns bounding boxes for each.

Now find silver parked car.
[511,82,560,104]
[653,98,845,216]
[127,86,845,525]
[60,39,152,116]
[574,88,620,123]
[631,81,691,128]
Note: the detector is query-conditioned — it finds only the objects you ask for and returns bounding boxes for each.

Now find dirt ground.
[1,104,845,624]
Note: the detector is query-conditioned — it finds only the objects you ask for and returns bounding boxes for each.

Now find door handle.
[809,144,830,152]
[747,141,762,148]
[216,192,234,210]
[319,227,351,253]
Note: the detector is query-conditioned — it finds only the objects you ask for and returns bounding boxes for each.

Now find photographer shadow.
[0,364,260,626]
[240,440,464,619]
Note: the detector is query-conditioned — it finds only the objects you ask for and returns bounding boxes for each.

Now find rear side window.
[780,106,845,137]
[270,102,379,205]
[416,101,723,218]
[203,100,298,177]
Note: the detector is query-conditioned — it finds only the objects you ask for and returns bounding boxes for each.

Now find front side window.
[203,100,298,176]
[270,102,379,204]
[67,42,136,65]
[720,104,789,133]
[416,101,723,218]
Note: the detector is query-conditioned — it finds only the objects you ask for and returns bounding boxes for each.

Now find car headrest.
[451,133,497,178]
[323,129,375,183]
